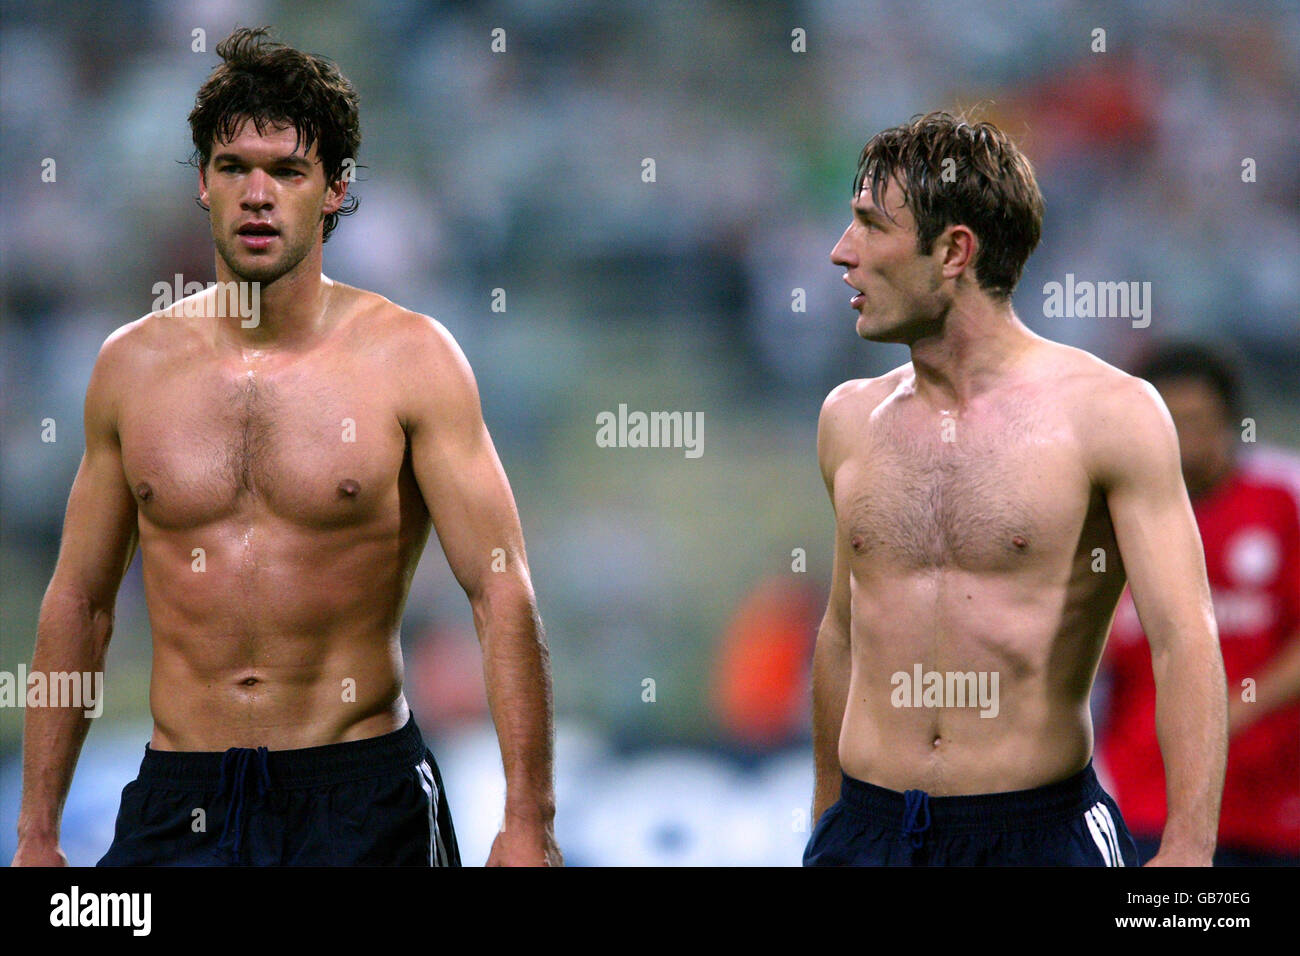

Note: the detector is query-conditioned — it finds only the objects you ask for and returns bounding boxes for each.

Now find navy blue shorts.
[803,760,1138,866]
[97,715,460,866]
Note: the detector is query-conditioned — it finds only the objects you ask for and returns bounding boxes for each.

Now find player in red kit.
[1099,343,1300,865]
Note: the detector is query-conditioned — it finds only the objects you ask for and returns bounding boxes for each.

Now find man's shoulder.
[339,285,479,422]
[1027,339,1137,395]
[821,363,910,424]
[91,310,180,389]
[340,283,464,365]
[1025,340,1162,427]
[817,366,909,476]
[1026,341,1176,483]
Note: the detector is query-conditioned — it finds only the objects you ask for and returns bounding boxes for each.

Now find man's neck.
[907,298,1035,409]
[214,254,333,352]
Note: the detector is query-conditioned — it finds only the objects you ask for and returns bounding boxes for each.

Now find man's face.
[198,118,346,286]
[1155,376,1235,496]
[830,177,947,343]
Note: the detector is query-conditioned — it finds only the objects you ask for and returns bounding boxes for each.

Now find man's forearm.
[472,575,556,822]
[811,629,850,821]
[17,589,113,844]
[1152,637,1228,861]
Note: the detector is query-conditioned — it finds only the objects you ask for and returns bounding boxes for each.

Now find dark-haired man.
[14,27,560,867]
[1100,342,1300,865]
[804,112,1226,866]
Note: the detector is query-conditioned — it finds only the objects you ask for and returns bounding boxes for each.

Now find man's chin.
[231,264,286,285]
[217,248,290,286]
[855,315,904,344]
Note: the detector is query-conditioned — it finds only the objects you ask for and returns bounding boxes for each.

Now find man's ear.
[939,224,977,283]
[323,175,348,215]
[197,165,210,210]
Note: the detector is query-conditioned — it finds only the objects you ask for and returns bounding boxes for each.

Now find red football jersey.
[1099,445,1300,853]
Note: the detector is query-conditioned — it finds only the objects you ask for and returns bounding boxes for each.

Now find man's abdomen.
[148,641,406,751]
[840,575,1104,795]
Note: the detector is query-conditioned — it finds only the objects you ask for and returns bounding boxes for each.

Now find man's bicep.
[820,516,852,638]
[417,423,528,597]
[405,327,528,597]
[52,343,138,606]
[1101,383,1214,653]
[817,388,854,640]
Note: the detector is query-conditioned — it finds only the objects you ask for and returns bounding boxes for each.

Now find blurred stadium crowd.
[1,0,1297,864]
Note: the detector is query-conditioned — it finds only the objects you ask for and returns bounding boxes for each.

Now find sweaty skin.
[16,117,558,866]
[811,176,1225,865]
[119,284,461,750]
[820,346,1133,796]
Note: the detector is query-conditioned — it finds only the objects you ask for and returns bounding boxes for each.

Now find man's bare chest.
[835,400,1092,571]
[119,359,407,529]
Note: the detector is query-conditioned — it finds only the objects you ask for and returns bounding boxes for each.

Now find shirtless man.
[804,112,1226,866]
[13,27,559,867]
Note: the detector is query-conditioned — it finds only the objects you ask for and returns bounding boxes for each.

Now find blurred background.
[2,0,1297,866]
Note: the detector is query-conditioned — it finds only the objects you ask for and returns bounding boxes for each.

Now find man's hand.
[486,819,563,867]
[12,839,70,867]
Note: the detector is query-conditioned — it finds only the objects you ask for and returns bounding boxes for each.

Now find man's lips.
[842,275,865,309]
[237,223,279,250]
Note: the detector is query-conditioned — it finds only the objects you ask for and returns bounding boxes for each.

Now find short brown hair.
[188,26,361,242]
[854,111,1044,298]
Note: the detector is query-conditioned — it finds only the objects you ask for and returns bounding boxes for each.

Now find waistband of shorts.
[839,760,1106,834]
[134,714,428,790]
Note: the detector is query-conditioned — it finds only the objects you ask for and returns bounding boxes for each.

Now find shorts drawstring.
[217,746,271,863]
[902,789,931,848]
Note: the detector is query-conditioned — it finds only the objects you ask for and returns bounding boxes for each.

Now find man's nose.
[830,227,854,267]
[240,169,274,209]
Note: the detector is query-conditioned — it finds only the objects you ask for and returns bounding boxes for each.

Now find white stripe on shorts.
[1085,804,1115,866]
[416,760,449,867]
[1095,801,1125,866]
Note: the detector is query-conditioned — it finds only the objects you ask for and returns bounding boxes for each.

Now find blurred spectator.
[1098,341,1300,865]
[713,575,819,751]
[405,622,492,734]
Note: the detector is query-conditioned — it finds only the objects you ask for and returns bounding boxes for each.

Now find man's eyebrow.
[211,151,314,168]
[852,203,885,223]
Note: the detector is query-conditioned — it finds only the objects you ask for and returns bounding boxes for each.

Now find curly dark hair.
[188,26,361,242]
[854,111,1045,299]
